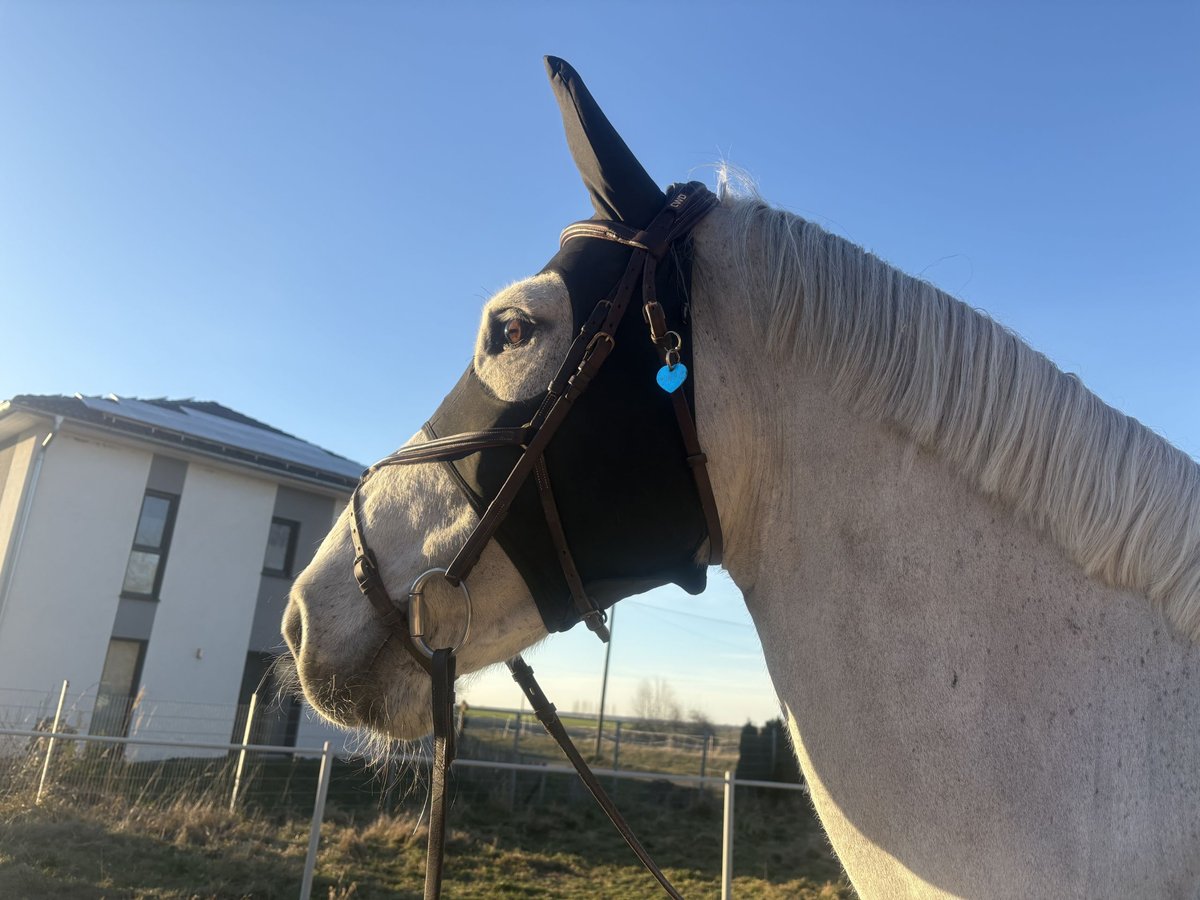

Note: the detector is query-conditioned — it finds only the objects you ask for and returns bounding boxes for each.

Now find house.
[0,393,362,754]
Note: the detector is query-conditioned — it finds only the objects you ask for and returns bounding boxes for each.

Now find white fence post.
[299,741,333,900]
[229,691,258,812]
[721,769,735,900]
[35,679,69,806]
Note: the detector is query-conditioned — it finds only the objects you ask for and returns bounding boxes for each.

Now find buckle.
[353,551,380,592]
[582,609,611,643]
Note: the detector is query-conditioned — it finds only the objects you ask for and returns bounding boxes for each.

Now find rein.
[348,184,721,898]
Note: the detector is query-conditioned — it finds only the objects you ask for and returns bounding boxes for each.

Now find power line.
[632,605,758,651]
[624,599,755,628]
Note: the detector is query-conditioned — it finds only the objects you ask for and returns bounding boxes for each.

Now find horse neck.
[689,204,846,595]
[690,204,1200,897]
[689,202,1141,632]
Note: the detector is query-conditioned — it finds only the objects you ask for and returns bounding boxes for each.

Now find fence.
[461,704,742,780]
[0,684,820,899]
[0,683,742,778]
[0,682,296,759]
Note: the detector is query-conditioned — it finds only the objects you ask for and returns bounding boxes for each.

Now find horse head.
[282,58,720,738]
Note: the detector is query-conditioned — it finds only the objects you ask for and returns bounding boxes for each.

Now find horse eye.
[503,318,527,346]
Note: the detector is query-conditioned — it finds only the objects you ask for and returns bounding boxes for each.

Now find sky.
[1,2,1196,726]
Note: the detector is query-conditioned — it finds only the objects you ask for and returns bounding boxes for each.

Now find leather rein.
[347,185,722,899]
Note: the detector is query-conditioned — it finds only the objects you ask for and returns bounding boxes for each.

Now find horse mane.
[712,188,1200,642]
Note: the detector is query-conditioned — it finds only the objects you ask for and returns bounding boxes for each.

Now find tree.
[630,677,682,724]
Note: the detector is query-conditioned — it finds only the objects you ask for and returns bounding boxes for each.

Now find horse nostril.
[283,602,303,656]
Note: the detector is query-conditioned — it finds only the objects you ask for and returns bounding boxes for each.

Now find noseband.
[347,184,721,899]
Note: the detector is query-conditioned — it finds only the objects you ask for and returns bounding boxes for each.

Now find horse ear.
[545,56,666,229]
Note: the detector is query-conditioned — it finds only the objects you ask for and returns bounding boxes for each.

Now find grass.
[0,753,854,898]
[0,797,308,898]
[0,798,852,899]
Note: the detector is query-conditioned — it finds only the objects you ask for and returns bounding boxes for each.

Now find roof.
[1,394,363,492]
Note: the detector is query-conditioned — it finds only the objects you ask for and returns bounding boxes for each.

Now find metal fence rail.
[0,681,296,753]
[462,705,743,780]
[1,689,814,899]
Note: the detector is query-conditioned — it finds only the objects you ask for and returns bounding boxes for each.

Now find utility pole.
[593,605,615,758]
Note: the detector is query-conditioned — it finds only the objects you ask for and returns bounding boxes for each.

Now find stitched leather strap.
[350,487,433,674]
[442,329,617,585]
[508,656,684,900]
[424,648,457,899]
[534,457,610,639]
[368,428,531,470]
[673,387,723,564]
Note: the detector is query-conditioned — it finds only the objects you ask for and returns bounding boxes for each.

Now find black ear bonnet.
[421,58,712,633]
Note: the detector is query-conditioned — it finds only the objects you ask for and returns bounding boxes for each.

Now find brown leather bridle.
[347,184,722,899]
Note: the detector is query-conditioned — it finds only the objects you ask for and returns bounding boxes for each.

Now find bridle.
[348,183,722,898]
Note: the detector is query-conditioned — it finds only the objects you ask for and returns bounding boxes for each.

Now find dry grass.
[0,771,853,899]
[0,740,851,899]
[306,799,851,900]
[0,796,309,898]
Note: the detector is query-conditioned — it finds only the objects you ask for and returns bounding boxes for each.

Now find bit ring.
[407,567,472,658]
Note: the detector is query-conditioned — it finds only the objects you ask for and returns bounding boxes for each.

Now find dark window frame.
[120,490,179,600]
[262,517,300,578]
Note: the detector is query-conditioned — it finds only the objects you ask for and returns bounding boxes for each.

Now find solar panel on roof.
[77,396,362,479]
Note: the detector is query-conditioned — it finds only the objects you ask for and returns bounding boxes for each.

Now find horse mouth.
[275,640,432,740]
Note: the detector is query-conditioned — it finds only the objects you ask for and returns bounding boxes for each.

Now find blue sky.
[2,2,1196,725]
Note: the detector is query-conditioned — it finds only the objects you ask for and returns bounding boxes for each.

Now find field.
[460,708,744,778]
[0,744,854,898]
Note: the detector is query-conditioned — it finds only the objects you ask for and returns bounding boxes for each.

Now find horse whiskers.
[267,652,303,705]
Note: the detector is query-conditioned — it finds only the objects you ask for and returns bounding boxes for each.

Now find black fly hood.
[426,227,705,631]
[350,57,723,642]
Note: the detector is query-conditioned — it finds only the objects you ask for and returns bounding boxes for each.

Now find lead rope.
[415,650,685,898]
[425,647,456,900]
[508,656,685,900]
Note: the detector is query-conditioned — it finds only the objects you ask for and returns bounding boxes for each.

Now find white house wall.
[0,438,24,526]
[133,463,275,757]
[0,432,151,704]
[0,432,40,609]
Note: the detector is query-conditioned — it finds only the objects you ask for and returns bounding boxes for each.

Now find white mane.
[711,189,1200,641]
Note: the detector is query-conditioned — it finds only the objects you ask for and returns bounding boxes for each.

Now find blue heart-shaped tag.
[656,362,688,393]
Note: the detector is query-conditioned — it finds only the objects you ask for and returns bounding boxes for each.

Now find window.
[263,517,300,577]
[121,491,178,599]
[90,638,146,737]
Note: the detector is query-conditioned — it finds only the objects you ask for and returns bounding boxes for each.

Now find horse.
[282,58,1200,898]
